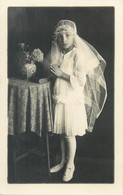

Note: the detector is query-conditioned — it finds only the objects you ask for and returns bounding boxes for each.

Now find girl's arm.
[69,52,86,89]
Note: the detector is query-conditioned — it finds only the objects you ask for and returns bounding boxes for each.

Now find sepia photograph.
[1,0,123,194]
[7,6,114,184]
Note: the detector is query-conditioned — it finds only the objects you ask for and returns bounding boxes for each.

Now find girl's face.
[57,30,74,51]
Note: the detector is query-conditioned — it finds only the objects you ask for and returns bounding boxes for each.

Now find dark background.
[8,7,114,182]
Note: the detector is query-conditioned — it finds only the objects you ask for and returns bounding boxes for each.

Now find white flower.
[31,48,44,63]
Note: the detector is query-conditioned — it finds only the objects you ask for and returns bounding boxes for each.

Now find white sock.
[65,135,76,168]
[59,134,66,165]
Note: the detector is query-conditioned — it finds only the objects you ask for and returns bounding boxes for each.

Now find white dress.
[52,47,88,136]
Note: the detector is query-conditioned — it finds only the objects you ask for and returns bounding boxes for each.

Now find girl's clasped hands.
[50,64,63,78]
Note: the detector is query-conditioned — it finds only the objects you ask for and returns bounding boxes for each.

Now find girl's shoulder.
[73,47,79,54]
[72,47,82,61]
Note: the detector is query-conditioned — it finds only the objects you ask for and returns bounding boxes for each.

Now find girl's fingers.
[50,65,59,70]
[50,65,55,70]
[50,69,56,75]
[50,65,61,77]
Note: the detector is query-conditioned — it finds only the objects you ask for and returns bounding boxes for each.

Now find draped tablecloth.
[8,78,53,137]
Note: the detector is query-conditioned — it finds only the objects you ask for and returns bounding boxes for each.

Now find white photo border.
[0,0,123,194]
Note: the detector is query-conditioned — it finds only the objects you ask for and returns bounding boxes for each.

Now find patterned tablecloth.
[8,78,53,137]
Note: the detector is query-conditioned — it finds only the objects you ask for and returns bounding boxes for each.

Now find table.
[8,78,53,181]
[8,78,53,136]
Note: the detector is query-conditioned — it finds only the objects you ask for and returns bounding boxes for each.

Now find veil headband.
[43,20,107,132]
[54,20,77,38]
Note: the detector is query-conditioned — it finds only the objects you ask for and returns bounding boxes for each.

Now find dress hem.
[50,131,86,137]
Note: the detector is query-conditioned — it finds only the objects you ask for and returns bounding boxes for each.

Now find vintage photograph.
[8,7,114,184]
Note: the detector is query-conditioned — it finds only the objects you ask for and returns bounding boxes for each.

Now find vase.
[21,63,37,81]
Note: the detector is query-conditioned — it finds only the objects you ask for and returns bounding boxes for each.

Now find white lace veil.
[43,20,107,132]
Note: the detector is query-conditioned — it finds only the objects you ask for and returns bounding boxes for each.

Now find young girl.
[44,20,107,182]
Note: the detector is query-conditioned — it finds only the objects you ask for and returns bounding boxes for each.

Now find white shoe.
[50,163,65,173]
[62,165,75,182]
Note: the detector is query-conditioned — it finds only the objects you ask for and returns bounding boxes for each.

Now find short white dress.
[52,47,88,136]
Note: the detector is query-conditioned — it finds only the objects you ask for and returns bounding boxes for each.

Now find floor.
[8,155,114,184]
[8,133,114,184]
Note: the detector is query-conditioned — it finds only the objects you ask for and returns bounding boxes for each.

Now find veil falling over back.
[83,40,107,131]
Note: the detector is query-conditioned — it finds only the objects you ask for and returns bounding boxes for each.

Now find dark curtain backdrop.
[8,7,114,159]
